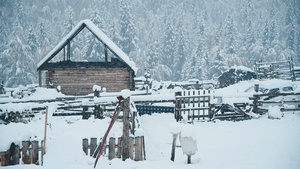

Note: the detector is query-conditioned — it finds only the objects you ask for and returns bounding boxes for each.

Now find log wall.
[46,68,134,95]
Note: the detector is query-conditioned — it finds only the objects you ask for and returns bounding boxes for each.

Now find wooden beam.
[105,45,108,68]
[38,70,42,87]
[67,41,71,61]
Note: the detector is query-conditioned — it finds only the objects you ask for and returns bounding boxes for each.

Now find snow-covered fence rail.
[251,92,300,114]
[0,140,44,166]
[175,90,212,121]
[82,136,145,161]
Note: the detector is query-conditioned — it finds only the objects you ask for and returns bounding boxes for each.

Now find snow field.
[1,79,300,168]
[1,110,300,169]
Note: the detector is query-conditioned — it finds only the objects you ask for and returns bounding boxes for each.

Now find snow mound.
[268,106,282,119]
[168,122,182,135]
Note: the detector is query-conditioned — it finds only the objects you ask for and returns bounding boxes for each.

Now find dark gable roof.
[37,19,137,74]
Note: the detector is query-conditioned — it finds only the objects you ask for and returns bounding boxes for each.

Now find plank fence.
[251,92,300,114]
[0,140,44,166]
[255,60,295,80]
[175,90,212,121]
[82,136,145,161]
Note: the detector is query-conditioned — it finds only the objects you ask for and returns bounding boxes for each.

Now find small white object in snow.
[168,122,182,135]
[93,85,101,91]
[268,106,282,119]
[179,124,197,156]
[56,86,61,92]
[102,87,107,92]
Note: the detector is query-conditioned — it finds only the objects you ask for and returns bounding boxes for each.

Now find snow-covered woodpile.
[37,20,136,96]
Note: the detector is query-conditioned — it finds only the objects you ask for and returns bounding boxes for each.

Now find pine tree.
[62,6,75,37]
[161,15,176,73]
[82,7,105,61]
[119,0,138,55]
[27,25,39,54]
[1,25,36,87]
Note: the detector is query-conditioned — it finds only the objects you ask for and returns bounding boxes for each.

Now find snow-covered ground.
[1,79,300,169]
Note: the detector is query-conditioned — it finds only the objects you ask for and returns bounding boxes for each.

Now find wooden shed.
[37,19,137,95]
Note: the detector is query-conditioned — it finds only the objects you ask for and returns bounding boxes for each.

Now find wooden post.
[67,41,71,61]
[122,97,130,161]
[142,136,146,160]
[22,141,31,164]
[43,106,48,156]
[0,151,9,166]
[41,141,44,164]
[104,45,108,68]
[254,84,259,92]
[252,95,259,114]
[38,70,42,87]
[131,111,136,135]
[170,134,178,161]
[31,141,39,165]
[134,137,142,161]
[117,137,122,159]
[13,145,20,165]
[187,155,191,164]
[82,138,88,155]
[90,138,97,157]
[108,137,116,160]
[129,137,134,160]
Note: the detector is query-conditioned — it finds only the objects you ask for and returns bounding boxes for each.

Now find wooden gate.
[175,90,212,121]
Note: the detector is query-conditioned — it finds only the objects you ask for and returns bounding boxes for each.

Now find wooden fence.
[255,60,295,80]
[82,136,145,161]
[251,92,300,114]
[136,105,174,116]
[175,90,212,121]
[0,140,44,166]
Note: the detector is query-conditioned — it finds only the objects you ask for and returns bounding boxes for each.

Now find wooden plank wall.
[46,68,134,95]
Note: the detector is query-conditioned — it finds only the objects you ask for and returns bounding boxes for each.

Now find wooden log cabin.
[37,20,137,95]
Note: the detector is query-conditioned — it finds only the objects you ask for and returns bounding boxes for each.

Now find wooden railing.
[175,90,212,121]
[82,136,146,161]
[251,92,300,114]
[0,140,44,166]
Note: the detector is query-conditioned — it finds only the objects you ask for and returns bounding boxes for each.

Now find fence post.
[129,137,134,160]
[13,145,20,165]
[142,136,146,160]
[122,97,130,161]
[0,151,9,166]
[22,141,31,164]
[90,138,97,157]
[82,138,88,155]
[117,137,122,158]
[175,92,182,121]
[131,111,136,135]
[134,137,143,161]
[31,141,39,165]
[108,137,116,160]
[187,155,191,164]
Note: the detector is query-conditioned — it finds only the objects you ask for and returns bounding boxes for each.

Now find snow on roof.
[37,19,137,74]
[230,65,254,72]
